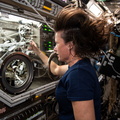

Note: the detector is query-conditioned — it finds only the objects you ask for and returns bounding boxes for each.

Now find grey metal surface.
[0,78,59,107]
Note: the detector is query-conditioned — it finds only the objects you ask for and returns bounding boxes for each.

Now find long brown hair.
[54,8,111,58]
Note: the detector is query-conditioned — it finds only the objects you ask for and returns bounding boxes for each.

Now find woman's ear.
[68,41,74,49]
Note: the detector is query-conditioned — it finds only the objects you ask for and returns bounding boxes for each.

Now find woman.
[30,7,111,120]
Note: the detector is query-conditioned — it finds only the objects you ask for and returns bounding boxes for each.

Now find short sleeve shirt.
[55,58,101,120]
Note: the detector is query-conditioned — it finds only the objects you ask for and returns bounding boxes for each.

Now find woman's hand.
[29,41,68,76]
[29,40,41,55]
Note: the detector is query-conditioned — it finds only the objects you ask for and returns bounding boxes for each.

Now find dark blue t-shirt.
[55,58,101,120]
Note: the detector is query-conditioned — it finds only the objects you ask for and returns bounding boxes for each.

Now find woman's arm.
[72,100,95,120]
[29,41,68,76]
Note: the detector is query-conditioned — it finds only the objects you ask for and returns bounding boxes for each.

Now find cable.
[77,0,82,8]
[101,50,120,76]
[24,0,54,31]
[111,32,120,37]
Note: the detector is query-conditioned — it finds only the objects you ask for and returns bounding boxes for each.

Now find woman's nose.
[53,45,57,51]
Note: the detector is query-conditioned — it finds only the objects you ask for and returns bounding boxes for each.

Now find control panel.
[11,0,63,19]
[40,23,55,52]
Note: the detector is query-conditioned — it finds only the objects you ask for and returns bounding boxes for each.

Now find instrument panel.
[0,0,63,20]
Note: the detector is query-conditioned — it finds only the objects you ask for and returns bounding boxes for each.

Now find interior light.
[0,13,39,25]
[49,45,52,47]
[35,95,39,99]
[44,28,47,31]
[48,41,52,44]
[48,29,52,31]
[43,24,47,27]
[48,48,52,50]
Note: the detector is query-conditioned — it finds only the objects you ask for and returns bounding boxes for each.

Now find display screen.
[89,4,103,17]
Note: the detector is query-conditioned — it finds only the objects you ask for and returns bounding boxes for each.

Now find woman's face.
[54,31,71,62]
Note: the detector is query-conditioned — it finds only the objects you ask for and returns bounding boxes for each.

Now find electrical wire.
[111,32,120,37]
